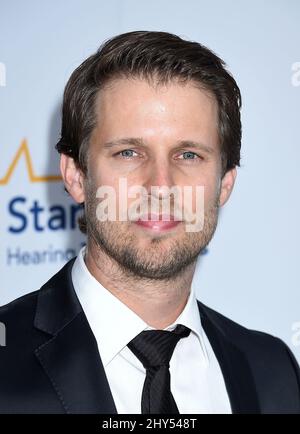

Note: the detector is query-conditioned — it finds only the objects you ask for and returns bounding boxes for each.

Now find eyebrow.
[102,138,215,154]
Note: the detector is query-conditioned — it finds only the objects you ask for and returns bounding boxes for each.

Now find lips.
[139,213,179,221]
[134,214,182,231]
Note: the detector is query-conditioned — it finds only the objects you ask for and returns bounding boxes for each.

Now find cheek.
[86,160,143,215]
[189,175,220,214]
[88,156,120,188]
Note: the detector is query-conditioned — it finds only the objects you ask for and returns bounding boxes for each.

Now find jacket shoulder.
[0,257,76,324]
[0,289,39,327]
[199,300,290,348]
[198,300,300,377]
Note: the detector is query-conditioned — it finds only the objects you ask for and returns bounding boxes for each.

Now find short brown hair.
[56,31,242,233]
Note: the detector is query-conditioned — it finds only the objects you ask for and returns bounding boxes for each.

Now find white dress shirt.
[71,246,231,414]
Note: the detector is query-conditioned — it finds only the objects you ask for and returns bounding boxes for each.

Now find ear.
[60,154,85,203]
[219,167,237,207]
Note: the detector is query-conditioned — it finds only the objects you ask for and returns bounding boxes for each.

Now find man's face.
[73,78,236,280]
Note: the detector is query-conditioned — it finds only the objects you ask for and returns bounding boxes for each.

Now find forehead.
[93,77,219,147]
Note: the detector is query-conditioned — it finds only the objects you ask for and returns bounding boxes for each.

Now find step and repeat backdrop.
[0,0,299,361]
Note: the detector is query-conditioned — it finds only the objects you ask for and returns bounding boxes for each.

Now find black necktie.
[127,324,191,414]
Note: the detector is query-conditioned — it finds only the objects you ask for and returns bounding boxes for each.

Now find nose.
[143,157,176,200]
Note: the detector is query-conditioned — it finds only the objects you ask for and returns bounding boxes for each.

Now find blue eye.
[177,151,202,162]
[114,149,202,163]
[182,151,197,160]
[118,149,137,158]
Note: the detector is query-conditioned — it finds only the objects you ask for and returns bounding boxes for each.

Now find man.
[0,31,299,414]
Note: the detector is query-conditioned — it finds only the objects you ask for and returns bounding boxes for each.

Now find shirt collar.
[72,246,208,367]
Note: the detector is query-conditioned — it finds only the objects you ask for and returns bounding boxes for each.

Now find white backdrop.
[1,0,299,361]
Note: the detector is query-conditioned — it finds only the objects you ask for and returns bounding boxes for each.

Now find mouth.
[133,213,182,232]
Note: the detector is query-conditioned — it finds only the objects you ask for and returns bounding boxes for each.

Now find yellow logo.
[0,139,62,185]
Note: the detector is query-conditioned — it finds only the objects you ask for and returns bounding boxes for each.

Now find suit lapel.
[197,301,261,414]
[34,258,117,414]
[33,257,260,414]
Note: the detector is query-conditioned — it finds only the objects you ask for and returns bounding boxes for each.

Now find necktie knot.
[127,324,191,370]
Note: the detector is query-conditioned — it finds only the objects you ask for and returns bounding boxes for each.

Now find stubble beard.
[84,181,220,281]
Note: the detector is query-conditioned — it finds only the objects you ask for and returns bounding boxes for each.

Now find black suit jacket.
[0,257,300,414]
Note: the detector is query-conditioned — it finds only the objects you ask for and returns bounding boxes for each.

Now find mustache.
[127,198,194,223]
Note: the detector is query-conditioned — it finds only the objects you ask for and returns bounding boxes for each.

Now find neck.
[84,239,197,329]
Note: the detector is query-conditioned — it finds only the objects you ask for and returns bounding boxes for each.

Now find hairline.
[79,74,226,177]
